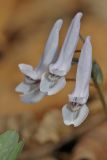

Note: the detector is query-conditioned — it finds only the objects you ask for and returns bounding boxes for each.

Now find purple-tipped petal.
[62,104,89,127]
[49,12,83,76]
[69,36,92,104]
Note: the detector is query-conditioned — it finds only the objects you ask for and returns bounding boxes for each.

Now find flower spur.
[62,36,92,127]
[40,12,83,95]
[15,19,63,103]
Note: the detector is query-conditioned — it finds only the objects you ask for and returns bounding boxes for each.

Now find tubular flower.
[62,36,92,127]
[40,12,83,95]
[15,19,63,103]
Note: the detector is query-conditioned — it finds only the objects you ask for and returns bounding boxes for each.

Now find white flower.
[15,19,63,103]
[40,12,83,95]
[62,36,92,127]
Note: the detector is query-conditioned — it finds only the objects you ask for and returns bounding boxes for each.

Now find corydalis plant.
[16,19,63,103]
[16,12,93,127]
[62,37,92,127]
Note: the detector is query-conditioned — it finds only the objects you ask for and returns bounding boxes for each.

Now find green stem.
[66,78,75,82]
[79,34,85,43]
[93,79,107,114]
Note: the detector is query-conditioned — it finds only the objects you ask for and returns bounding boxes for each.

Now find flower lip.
[24,75,41,84]
[40,72,61,92]
[62,104,89,127]
[40,72,66,95]
[68,101,82,112]
[18,64,41,80]
[49,64,67,77]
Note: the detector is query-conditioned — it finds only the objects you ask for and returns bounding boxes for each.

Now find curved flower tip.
[40,72,66,95]
[18,64,33,73]
[38,19,63,68]
[76,12,83,18]
[18,63,38,80]
[62,104,89,127]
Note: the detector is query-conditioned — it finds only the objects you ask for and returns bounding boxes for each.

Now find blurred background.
[0,0,107,159]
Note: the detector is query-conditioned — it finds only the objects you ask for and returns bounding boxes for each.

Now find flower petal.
[18,64,33,74]
[69,36,92,104]
[62,104,89,127]
[15,82,30,94]
[18,64,38,80]
[73,104,89,127]
[62,104,74,126]
[40,73,66,95]
[34,19,63,79]
[21,89,46,103]
[49,12,82,76]
[47,77,66,95]
[18,20,63,80]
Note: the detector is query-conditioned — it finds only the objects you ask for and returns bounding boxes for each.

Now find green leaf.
[0,130,24,160]
[92,61,103,85]
[8,141,24,160]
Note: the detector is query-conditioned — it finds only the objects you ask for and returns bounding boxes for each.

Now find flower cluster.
[16,12,92,127]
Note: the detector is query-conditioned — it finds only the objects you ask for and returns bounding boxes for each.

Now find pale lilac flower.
[15,19,63,103]
[40,12,83,95]
[62,36,92,127]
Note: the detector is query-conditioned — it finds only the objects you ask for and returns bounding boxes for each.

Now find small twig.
[79,34,85,43]
[66,78,75,82]
[72,57,78,64]
[75,49,81,53]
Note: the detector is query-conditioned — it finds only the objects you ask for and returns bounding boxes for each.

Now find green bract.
[92,61,103,85]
